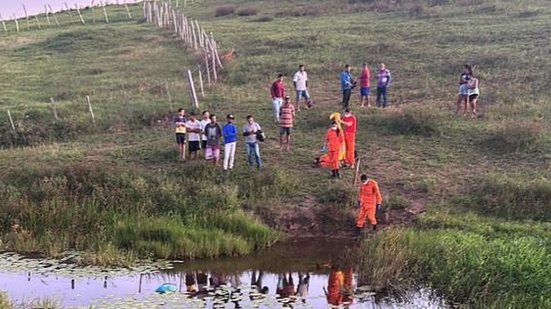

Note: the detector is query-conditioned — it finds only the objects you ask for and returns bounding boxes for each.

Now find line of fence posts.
[143,0,224,108]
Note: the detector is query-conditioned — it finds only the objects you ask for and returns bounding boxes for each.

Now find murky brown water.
[1,238,447,308]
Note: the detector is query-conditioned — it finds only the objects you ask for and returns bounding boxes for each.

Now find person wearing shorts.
[293,64,310,111]
[467,73,480,119]
[455,64,472,114]
[174,108,187,160]
[279,96,295,151]
[359,63,371,107]
[199,110,211,156]
[204,114,223,166]
[185,112,202,160]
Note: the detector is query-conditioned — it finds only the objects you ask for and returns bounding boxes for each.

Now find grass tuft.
[215,5,236,17]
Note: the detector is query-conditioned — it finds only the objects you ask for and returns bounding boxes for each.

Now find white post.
[125,3,132,19]
[172,10,177,33]
[191,19,197,50]
[187,70,199,108]
[86,96,96,125]
[65,3,74,23]
[75,4,86,24]
[0,14,7,32]
[211,33,224,69]
[22,5,30,30]
[34,15,41,29]
[50,97,59,121]
[48,5,60,26]
[102,2,109,23]
[13,15,19,32]
[44,6,51,26]
[204,52,211,86]
[92,0,96,24]
[196,21,203,48]
[198,65,205,97]
[211,48,217,82]
[7,109,15,132]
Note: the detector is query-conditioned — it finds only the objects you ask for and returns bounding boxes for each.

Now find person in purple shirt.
[376,63,392,108]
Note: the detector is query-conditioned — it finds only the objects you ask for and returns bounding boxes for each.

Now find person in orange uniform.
[341,108,356,168]
[325,121,343,179]
[324,265,344,306]
[356,174,383,235]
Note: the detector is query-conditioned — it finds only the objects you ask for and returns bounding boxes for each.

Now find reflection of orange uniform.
[342,267,354,306]
[356,179,382,228]
[342,114,356,166]
[325,128,342,171]
[326,270,344,306]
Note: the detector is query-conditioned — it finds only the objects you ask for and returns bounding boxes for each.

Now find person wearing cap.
[341,108,356,168]
[204,114,223,166]
[222,114,238,171]
[293,64,310,111]
[270,73,285,123]
[356,174,383,235]
[185,112,202,160]
[279,95,295,151]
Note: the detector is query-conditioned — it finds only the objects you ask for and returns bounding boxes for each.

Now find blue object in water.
[155,283,178,294]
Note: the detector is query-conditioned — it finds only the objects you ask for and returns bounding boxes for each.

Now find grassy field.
[0,0,550,307]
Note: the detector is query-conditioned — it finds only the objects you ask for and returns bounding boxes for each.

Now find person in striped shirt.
[279,95,296,151]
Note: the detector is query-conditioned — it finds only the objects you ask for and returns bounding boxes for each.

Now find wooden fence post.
[125,3,132,19]
[86,96,96,125]
[0,14,7,32]
[44,6,51,26]
[48,5,60,26]
[7,110,16,132]
[13,15,19,32]
[50,97,59,121]
[23,5,30,30]
[65,3,74,23]
[75,4,86,24]
[198,65,205,97]
[187,70,199,108]
[102,2,109,23]
[34,15,41,29]
[204,52,211,86]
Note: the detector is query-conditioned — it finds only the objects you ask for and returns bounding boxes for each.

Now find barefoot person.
[174,108,187,160]
[467,70,480,119]
[359,63,371,107]
[342,108,357,168]
[455,64,471,114]
[356,174,382,235]
[270,73,285,123]
[293,64,310,111]
[279,95,295,151]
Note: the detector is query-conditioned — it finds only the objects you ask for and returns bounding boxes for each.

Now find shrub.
[253,15,273,22]
[237,7,258,17]
[214,5,235,17]
[481,121,543,153]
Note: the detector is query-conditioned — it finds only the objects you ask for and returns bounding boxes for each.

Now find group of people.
[340,62,392,109]
[455,63,480,118]
[174,109,263,170]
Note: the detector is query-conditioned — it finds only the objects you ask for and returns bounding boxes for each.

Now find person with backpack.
[222,114,238,171]
[356,174,383,236]
[376,63,392,108]
[204,114,223,166]
[242,115,263,169]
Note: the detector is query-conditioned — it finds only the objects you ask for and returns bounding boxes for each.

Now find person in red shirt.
[279,95,295,151]
[359,63,371,107]
[356,174,383,235]
[325,121,343,179]
[270,73,285,123]
[341,108,356,168]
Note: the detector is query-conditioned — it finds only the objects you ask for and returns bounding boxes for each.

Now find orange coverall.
[325,128,343,171]
[356,179,382,228]
[326,270,344,306]
[342,114,356,166]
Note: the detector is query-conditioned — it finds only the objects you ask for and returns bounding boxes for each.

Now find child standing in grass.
[222,114,237,171]
[174,108,187,160]
[467,72,480,119]
[204,114,223,166]
[199,110,211,158]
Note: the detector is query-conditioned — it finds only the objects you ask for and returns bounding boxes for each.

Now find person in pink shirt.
[358,63,371,107]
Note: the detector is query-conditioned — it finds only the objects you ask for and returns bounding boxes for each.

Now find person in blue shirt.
[340,64,355,109]
[222,114,238,171]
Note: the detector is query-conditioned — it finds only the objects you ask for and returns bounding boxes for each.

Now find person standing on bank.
[174,108,187,161]
[185,112,202,160]
[340,64,354,110]
[293,64,310,111]
[356,174,383,236]
[341,108,357,168]
[279,95,295,152]
[359,63,371,107]
[376,63,392,108]
[204,114,223,166]
[325,121,342,179]
[199,110,211,158]
[270,73,285,123]
[243,115,263,170]
[222,114,237,171]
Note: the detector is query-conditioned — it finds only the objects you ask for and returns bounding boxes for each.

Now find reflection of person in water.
[324,265,354,308]
[250,270,269,301]
[297,272,310,303]
[277,273,296,307]
[196,271,208,292]
[185,272,198,293]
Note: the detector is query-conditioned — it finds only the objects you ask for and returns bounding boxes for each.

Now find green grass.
[0,0,550,306]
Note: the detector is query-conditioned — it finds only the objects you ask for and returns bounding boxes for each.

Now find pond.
[1,238,447,308]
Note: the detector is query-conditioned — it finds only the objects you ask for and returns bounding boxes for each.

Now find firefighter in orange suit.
[325,121,343,179]
[356,174,382,235]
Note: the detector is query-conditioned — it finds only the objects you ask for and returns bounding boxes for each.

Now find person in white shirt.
[185,112,202,160]
[293,64,310,111]
[199,110,211,158]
